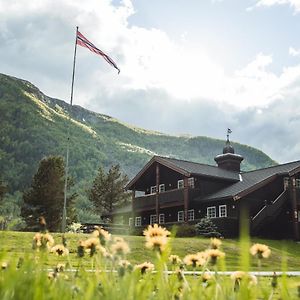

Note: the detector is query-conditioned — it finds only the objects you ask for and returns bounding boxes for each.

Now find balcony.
[133,188,200,211]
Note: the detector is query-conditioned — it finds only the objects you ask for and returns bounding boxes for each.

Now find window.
[135,216,141,227]
[178,211,184,222]
[296,179,300,189]
[178,180,184,189]
[129,218,133,226]
[187,209,194,221]
[159,213,165,224]
[150,186,157,194]
[219,205,227,218]
[188,177,195,188]
[159,184,165,193]
[283,177,290,189]
[150,214,157,225]
[207,206,216,218]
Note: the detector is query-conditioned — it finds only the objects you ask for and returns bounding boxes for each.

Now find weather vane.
[227,128,232,141]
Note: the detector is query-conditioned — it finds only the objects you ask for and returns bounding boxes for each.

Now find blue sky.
[0,0,300,163]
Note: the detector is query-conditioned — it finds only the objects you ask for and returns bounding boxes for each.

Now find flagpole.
[62,26,79,233]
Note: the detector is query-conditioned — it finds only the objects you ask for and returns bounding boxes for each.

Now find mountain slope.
[0,73,276,194]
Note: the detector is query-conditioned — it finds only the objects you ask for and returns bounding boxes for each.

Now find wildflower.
[55,263,65,273]
[135,262,155,274]
[271,272,278,289]
[183,254,206,268]
[202,272,212,282]
[50,244,69,256]
[114,237,125,243]
[77,240,85,258]
[93,226,111,245]
[117,260,133,276]
[206,249,225,265]
[210,238,222,249]
[48,271,58,280]
[1,262,8,270]
[39,216,47,233]
[250,243,271,259]
[32,232,54,250]
[143,224,170,239]
[231,271,257,291]
[111,240,130,257]
[145,236,168,253]
[169,255,182,265]
[84,238,106,257]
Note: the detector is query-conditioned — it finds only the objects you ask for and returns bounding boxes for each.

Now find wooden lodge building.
[111,136,300,239]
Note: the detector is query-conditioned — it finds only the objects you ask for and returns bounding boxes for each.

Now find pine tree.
[21,156,77,231]
[195,217,222,238]
[89,164,130,215]
[0,179,7,203]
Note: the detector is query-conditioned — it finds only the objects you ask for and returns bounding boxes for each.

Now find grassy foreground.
[0,229,300,299]
[0,231,299,270]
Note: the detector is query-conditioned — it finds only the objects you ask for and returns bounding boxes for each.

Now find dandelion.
[93,226,111,245]
[48,271,58,280]
[183,254,206,268]
[202,272,213,283]
[231,271,257,291]
[206,249,225,265]
[210,238,222,249]
[143,224,170,239]
[145,236,168,253]
[50,244,69,256]
[169,255,182,265]
[250,243,271,259]
[135,262,155,274]
[33,232,54,250]
[1,262,8,270]
[111,240,130,257]
[55,263,65,273]
[84,238,106,257]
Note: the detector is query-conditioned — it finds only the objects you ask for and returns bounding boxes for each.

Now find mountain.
[0,73,276,197]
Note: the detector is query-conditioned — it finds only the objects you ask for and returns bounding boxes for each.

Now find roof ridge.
[242,159,300,174]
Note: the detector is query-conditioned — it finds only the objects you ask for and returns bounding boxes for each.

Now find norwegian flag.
[76,31,120,74]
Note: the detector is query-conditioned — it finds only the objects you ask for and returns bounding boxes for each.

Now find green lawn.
[0,231,299,271]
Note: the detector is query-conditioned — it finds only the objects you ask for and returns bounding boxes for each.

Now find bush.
[174,224,197,237]
[195,217,222,238]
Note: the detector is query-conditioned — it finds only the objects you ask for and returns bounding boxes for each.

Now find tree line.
[0,155,130,231]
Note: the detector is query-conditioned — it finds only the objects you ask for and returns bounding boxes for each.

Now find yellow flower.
[143,224,170,240]
[169,255,182,265]
[250,243,271,259]
[1,262,8,270]
[83,238,106,256]
[135,262,155,274]
[183,254,206,268]
[93,226,111,245]
[145,236,168,253]
[32,233,54,250]
[55,263,65,272]
[202,272,213,282]
[114,237,125,243]
[118,259,131,268]
[205,249,225,265]
[50,245,69,256]
[210,238,222,249]
[231,271,257,286]
[111,240,130,256]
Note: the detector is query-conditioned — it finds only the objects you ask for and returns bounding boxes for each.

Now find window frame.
[219,205,227,218]
[187,209,194,221]
[178,211,184,222]
[159,213,165,224]
[135,216,142,227]
[296,179,300,189]
[188,177,195,188]
[207,206,217,218]
[150,185,157,194]
[283,177,290,190]
[177,180,184,189]
[129,217,133,226]
[159,184,165,193]
[150,214,157,225]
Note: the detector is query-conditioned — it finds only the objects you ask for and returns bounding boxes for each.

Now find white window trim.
[150,185,157,194]
[178,180,184,189]
[150,214,157,225]
[188,177,195,188]
[187,209,194,221]
[159,213,165,224]
[178,211,184,222]
[207,206,216,218]
[135,216,141,227]
[129,217,133,226]
[219,205,227,218]
[283,177,290,190]
[296,179,300,189]
[159,184,165,193]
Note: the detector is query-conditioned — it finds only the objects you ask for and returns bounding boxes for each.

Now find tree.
[195,217,222,238]
[0,179,7,203]
[21,156,77,231]
[89,164,130,216]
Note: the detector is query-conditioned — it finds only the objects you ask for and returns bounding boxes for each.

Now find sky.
[1,0,300,163]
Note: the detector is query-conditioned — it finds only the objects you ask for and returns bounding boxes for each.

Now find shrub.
[174,224,197,237]
[195,217,222,238]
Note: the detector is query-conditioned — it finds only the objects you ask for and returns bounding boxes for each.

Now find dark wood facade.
[112,141,300,240]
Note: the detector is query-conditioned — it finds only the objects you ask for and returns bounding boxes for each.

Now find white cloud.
[250,0,300,13]
[289,47,300,56]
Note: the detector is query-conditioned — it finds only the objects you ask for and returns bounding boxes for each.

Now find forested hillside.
[0,73,276,222]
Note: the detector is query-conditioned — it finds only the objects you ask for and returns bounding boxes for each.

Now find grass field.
[0,231,300,271]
